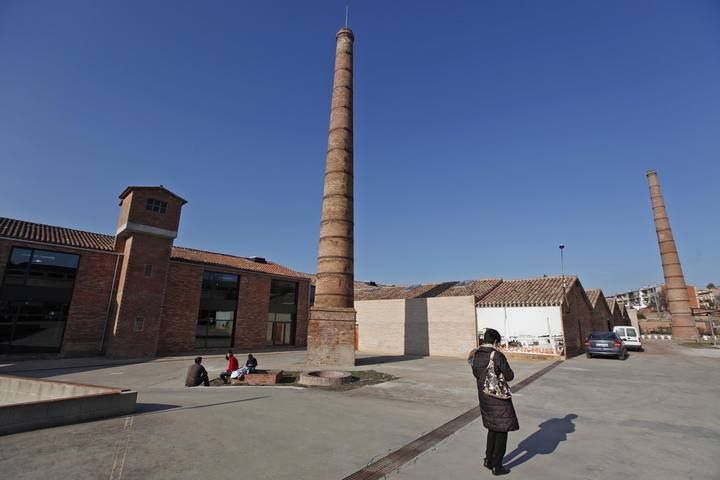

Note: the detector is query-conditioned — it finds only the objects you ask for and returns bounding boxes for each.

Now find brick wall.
[0,239,120,355]
[612,307,624,327]
[117,190,183,234]
[562,282,594,358]
[638,319,711,335]
[0,241,11,289]
[156,261,203,354]
[235,272,271,349]
[1,237,311,357]
[107,234,173,357]
[590,300,613,332]
[295,279,310,347]
[63,251,119,355]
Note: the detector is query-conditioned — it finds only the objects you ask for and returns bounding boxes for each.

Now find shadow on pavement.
[135,396,271,416]
[504,414,578,468]
[0,359,149,378]
[135,403,181,414]
[355,355,425,366]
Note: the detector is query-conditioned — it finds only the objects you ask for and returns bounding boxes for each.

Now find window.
[0,247,80,353]
[134,317,144,332]
[195,272,240,349]
[266,280,298,346]
[145,198,168,214]
[144,264,153,277]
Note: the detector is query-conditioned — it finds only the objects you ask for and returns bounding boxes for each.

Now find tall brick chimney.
[107,186,187,357]
[646,170,698,341]
[306,27,356,368]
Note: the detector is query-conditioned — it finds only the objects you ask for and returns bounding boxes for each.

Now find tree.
[707,282,716,289]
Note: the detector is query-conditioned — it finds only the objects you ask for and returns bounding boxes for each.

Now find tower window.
[146,198,167,214]
[134,317,145,332]
[144,264,153,277]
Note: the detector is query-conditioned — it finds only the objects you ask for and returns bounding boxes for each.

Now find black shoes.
[492,466,510,476]
[483,458,492,470]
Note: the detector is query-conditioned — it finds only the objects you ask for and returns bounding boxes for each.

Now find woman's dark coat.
[471,346,519,432]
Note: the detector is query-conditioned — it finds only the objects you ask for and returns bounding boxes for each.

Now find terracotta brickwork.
[62,250,119,355]
[0,186,309,358]
[561,282,594,358]
[0,239,119,356]
[156,261,204,354]
[307,27,357,368]
[646,170,698,340]
[116,187,185,234]
[295,280,310,347]
[589,298,613,332]
[235,272,271,349]
[0,241,11,289]
[108,234,173,357]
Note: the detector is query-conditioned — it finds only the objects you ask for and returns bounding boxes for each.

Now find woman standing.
[471,328,519,476]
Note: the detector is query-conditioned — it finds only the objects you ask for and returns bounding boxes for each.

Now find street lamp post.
[559,244,566,291]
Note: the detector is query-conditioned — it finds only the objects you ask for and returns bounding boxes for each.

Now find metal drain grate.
[342,360,563,480]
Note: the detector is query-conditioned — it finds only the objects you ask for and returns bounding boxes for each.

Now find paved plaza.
[0,342,718,480]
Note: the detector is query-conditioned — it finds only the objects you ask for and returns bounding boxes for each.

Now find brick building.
[0,186,310,357]
[606,298,629,328]
[585,288,614,332]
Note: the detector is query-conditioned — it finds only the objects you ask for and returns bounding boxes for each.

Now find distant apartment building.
[613,284,699,310]
[613,285,662,310]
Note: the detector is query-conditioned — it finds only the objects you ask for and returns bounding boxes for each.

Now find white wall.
[355,296,476,358]
[426,296,477,357]
[476,306,563,338]
[355,299,405,354]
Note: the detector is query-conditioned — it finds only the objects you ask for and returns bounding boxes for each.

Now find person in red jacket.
[220,350,239,384]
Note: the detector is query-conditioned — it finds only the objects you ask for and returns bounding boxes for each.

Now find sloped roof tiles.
[0,217,305,278]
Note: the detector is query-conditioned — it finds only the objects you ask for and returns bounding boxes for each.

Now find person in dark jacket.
[471,328,519,476]
[185,356,209,387]
[246,354,258,373]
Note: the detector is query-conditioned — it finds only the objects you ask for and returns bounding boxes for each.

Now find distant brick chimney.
[646,170,698,341]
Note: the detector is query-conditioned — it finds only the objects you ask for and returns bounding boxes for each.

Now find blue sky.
[1,1,718,294]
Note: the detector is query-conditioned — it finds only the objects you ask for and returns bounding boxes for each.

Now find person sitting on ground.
[185,356,209,387]
[220,350,239,384]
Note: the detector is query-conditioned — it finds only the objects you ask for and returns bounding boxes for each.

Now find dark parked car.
[585,332,627,360]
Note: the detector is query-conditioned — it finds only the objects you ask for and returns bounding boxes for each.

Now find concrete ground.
[0,342,718,480]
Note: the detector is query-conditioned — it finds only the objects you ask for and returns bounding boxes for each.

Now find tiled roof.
[0,217,115,251]
[436,279,503,299]
[477,276,578,307]
[354,282,456,301]
[170,247,307,278]
[606,297,618,313]
[585,288,602,307]
[0,217,306,279]
[118,186,187,204]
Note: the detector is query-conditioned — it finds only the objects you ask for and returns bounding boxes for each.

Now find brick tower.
[306,27,356,368]
[107,186,187,357]
[646,170,698,341]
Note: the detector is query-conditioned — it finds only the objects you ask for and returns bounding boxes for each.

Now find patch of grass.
[210,370,398,391]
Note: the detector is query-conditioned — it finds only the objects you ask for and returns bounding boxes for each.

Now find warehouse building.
[0,186,310,357]
[585,288,614,332]
[354,276,594,359]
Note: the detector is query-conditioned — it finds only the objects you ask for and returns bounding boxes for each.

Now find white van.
[614,326,643,351]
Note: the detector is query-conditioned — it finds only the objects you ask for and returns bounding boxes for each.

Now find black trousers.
[486,430,508,468]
